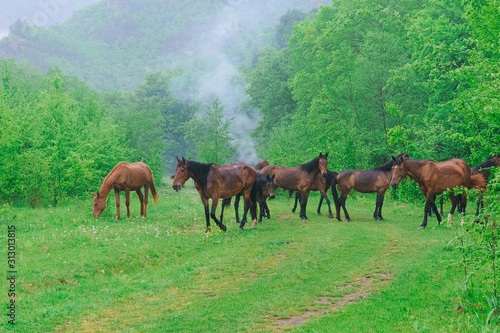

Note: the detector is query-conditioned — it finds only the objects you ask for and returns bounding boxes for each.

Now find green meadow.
[0,184,486,332]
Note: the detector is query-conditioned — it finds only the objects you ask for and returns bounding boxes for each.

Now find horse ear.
[392,156,396,161]
[176,156,181,164]
[181,157,187,165]
[325,152,328,157]
[271,174,275,180]
[94,192,99,198]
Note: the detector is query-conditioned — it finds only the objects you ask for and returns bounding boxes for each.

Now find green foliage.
[186,97,236,165]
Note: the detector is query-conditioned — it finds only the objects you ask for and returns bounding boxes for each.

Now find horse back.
[207,163,257,198]
[109,162,152,190]
[337,169,390,193]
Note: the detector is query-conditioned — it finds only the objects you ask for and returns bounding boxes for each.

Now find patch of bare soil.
[273,275,392,328]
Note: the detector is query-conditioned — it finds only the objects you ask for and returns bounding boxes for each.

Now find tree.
[187,97,236,165]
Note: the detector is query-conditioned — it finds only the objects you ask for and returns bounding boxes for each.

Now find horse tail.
[469,173,487,191]
[150,173,159,206]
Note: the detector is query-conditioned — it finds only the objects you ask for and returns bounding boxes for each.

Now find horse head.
[390,154,408,189]
[492,154,500,167]
[265,174,276,199]
[172,157,189,192]
[93,191,106,218]
[319,153,328,176]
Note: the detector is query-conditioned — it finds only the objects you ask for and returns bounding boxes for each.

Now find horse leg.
[299,191,310,220]
[321,191,333,218]
[201,196,211,233]
[340,193,351,222]
[219,198,228,223]
[234,195,241,224]
[264,197,270,219]
[292,192,298,213]
[114,188,121,220]
[440,195,444,216]
[476,194,483,216]
[143,186,149,218]
[373,195,380,221]
[210,197,227,232]
[429,197,442,226]
[376,193,385,221]
[317,194,323,216]
[420,201,430,229]
[136,189,144,218]
[125,189,131,220]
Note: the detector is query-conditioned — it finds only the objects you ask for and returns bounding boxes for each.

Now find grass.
[0,183,481,332]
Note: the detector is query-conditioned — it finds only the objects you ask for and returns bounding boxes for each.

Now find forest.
[0,0,498,206]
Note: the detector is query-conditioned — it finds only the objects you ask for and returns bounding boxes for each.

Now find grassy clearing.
[0,183,478,332]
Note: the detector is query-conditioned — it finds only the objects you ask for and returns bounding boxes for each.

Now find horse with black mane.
[290,170,339,218]
[259,153,328,220]
[390,156,487,228]
[171,157,258,231]
[335,153,409,222]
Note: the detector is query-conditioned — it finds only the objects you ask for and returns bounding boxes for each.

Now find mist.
[1,0,331,165]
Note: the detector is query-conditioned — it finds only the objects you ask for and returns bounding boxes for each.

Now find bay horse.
[390,156,487,228]
[335,153,409,222]
[220,158,274,224]
[220,173,276,225]
[93,162,158,220]
[443,154,500,216]
[171,157,258,231]
[259,153,328,220]
[290,170,339,218]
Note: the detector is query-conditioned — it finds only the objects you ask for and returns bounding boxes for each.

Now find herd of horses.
[92,153,499,231]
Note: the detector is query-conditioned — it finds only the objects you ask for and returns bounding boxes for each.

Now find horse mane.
[300,157,320,173]
[185,160,214,189]
[372,160,394,172]
[475,156,495,170]
[99,162,127,193]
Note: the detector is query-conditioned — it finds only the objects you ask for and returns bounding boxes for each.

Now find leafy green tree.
[186,97,236,165]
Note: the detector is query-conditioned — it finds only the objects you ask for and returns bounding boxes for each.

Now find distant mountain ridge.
[0,0,329,91]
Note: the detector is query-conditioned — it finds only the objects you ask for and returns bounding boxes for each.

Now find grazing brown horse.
[290,170,339,219]
[336,153,409,222]
[171,157,258,231]
[390,156,487,228]
[93,162,158,220]
[260,153,328,220]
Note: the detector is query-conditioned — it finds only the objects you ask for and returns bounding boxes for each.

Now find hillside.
[0,0,330,92]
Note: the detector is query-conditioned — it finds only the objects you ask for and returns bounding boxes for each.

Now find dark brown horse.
[290,170,339,218]
[335,153,409,222]
[390,156,487,228]
[93,162,158,220]
[220,173,276,225]
[471,154,500,215]
[171,157,258,231]
[260,153,328,220]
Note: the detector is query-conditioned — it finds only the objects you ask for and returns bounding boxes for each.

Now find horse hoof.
[301,217,309,221]
[264,216,270,220]
[328,214,334,219]
[220,225,227,232]
[317,213,322,216]
[375,218,380,221]
[291,209,296,213]
[379,217,384,221]
[238,227,244,230]
[347,219,352,222]
[419,226,426,229]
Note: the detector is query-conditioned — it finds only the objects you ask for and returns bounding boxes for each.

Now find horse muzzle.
[269,194,276,200]
[391,183,398,190]
[172,184,182,192]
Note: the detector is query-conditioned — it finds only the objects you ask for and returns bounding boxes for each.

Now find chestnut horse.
[260,153,328,220]
[436,154,500,216]
[336,153,409,222]
[93,162,158,220]
[171,157,258,231]
[390,156,487,228]
[290,170,339,219]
